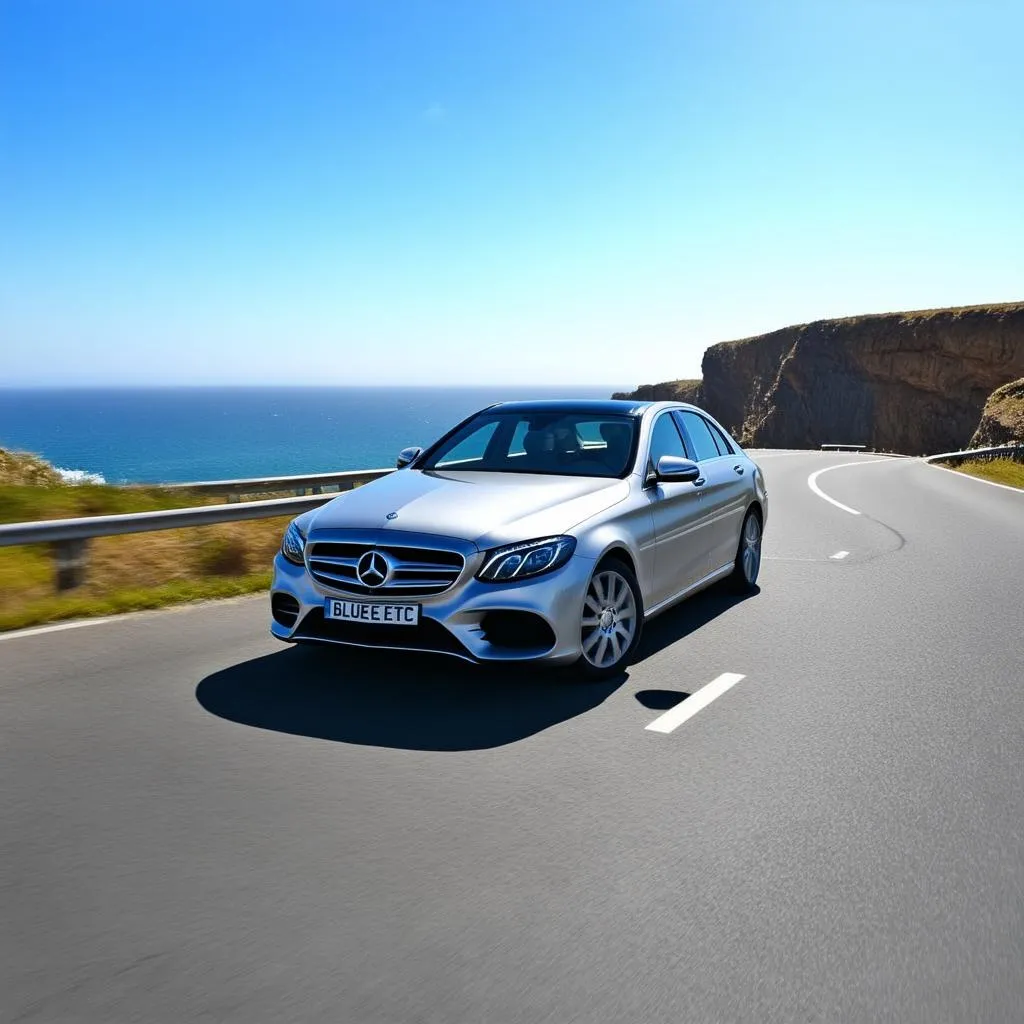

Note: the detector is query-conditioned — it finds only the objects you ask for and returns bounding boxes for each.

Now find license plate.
[324,599,420,626]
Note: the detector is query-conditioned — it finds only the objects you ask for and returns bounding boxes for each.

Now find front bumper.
[269,549,594,665]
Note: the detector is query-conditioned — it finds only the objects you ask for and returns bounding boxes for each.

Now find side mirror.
[656,455,701,483]
[396,446,423,469]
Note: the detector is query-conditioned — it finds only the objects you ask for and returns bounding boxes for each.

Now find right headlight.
[281,520,307,565]
[476,536,576,583]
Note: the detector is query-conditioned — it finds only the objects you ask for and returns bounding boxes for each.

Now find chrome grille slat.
[383,579,455,588]
[308,567,359,586]
[390,563,460,573]
[307,540,465,597]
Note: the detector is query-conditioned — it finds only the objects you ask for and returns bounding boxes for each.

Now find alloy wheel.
[741,513,762,585]
[581,570,637,670]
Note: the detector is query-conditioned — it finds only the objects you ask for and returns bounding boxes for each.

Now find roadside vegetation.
[950,458,1024,490]
[0,449,289,631]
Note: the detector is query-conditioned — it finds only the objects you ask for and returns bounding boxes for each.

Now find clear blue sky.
[2,0,1022,387]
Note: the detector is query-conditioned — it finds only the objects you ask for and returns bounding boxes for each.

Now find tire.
[728,508,763,593]
[574,559,644,680]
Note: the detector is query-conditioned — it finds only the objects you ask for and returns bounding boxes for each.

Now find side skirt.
[644,563,734,620]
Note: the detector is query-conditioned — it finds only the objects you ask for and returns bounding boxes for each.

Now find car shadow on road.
[628,584,759,714]
[196,646,622,752]
[633,583,759,665]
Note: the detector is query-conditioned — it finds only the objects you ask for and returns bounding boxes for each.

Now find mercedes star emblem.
[356,550,391,588]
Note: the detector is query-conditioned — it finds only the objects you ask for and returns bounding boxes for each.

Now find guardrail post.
[51,538,91,591]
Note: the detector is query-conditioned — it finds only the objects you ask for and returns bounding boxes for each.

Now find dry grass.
[0,482,220,524]
[0,449,66,486]
[952,459,1024,490]
[0,517,291,631]
[0,459,298,629]
[713,300,1024,350]
[0,449,307,630]
[0,574,273,632]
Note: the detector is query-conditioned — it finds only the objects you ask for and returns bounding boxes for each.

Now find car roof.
[487,399,651,416]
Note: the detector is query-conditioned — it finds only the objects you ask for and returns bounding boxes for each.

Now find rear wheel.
[575,561,643,680]
[728,509,762,593]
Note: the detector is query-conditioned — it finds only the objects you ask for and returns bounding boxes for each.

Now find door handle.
[733,465,745,475]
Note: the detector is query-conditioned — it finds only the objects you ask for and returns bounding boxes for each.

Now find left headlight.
[281,520,307,565]
[477,536,576,583]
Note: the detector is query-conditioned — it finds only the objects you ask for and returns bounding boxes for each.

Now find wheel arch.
[595,543,637,576]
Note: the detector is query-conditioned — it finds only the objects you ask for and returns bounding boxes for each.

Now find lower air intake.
[271,592,301,628]
[479,611,556,651]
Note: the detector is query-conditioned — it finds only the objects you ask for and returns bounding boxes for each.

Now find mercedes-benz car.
[270,400,767,678]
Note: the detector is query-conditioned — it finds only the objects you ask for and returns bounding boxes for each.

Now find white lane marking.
[0,618,115,642]
[830,550,850,559]
[925,461,1024,496]
[806,458,892,515]
[0,592,267,643]
[645,673,746,734]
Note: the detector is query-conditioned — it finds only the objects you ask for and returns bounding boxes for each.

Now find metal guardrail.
[820,444,868,452]
[924,444,1024,465]
[149,467,393,500]
[0,469,394,591]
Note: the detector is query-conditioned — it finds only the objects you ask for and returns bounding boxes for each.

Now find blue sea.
[0,386,628,484]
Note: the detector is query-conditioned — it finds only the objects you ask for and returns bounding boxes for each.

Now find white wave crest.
[55,467,107,486]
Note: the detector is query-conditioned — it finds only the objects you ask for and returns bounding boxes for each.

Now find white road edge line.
[0,618,116,642]
[830,550,850,559]
[645,673,746,734]
[925,461,1024,496]
[0,592,268,642]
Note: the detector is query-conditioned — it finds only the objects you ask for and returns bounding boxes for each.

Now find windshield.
[421,410,638,478]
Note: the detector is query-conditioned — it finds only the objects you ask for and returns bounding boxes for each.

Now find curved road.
[2,452,1023,1023]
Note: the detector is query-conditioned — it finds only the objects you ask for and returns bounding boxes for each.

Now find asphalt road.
[2,452,1023,1023]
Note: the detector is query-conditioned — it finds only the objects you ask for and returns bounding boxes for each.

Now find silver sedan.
[270,400,767,678]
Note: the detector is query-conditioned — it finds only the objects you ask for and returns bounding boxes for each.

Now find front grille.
[293,609,471,659]
[307,542,465,597]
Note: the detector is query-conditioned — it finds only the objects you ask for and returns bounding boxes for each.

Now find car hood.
[307,469,630,548]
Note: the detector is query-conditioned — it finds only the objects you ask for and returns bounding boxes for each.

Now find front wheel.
[575,561,643,680]
[728,509,763,593]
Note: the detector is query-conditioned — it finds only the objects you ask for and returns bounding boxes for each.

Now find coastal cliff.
[615,302,1024,455]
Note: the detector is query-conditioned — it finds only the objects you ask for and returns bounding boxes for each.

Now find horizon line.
[0,382,636,390]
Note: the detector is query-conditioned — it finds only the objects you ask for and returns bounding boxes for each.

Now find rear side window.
[675,411,721,462]
[706,420,734,456]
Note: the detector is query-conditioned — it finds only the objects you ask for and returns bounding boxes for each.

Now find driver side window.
[648,414,688,471]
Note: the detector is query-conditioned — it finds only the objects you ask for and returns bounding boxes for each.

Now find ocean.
[0,386,628,484]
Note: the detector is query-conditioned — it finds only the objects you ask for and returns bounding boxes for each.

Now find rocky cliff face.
[618,302,1024,455]
[970,378,1024,447]
[0,448,64,487]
